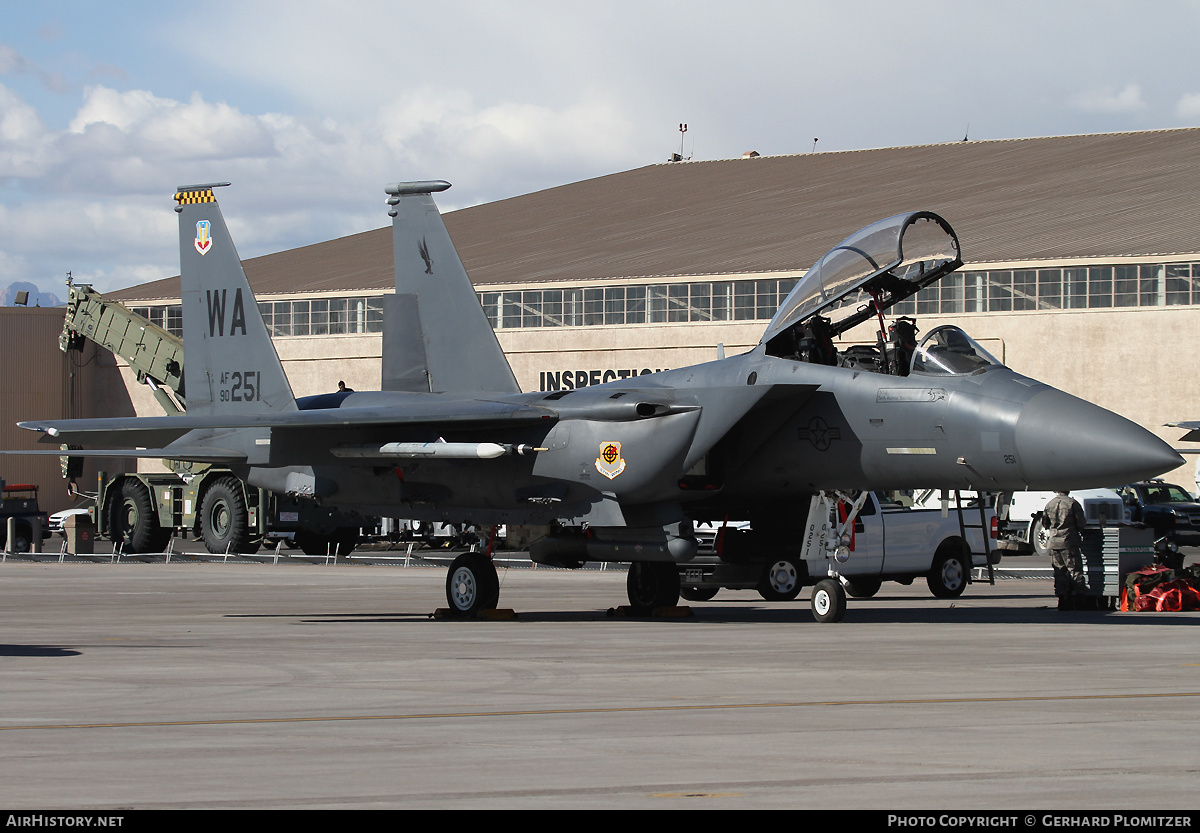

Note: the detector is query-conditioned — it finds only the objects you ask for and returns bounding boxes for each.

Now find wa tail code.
[206,288,248,337]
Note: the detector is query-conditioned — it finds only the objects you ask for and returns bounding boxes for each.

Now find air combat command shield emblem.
[595,441,626,480]
[195,220,212,255]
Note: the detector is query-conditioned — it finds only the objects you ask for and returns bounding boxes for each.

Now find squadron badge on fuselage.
[595,441,626,480]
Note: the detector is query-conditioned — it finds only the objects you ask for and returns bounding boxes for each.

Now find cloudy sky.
[4,0,1200,298]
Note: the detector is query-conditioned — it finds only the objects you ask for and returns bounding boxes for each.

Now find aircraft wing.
[1167,421,1200,442]
[0,446,249,463]
[18,397,557,448]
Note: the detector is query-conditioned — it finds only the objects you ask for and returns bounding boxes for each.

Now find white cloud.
[1175,92,1200,119]
[1068,83,1147,115]
[68,86,277,161]
[0,83,53,178]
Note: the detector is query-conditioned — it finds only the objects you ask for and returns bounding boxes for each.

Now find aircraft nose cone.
[1014,388,1183,488]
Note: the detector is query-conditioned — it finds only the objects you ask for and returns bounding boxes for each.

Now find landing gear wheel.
[680,586,719,602]
[757,557,803,601]
[810,578,846,623]
[626,562,681,611]
[927,545,968,598]
[200,477,260,555]
[843,576,882,598]
[446,552,500,616]
[110,480,169,553]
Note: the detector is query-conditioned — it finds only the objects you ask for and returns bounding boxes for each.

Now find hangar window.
[734,282,757,320]
[248,297,383,337]
[604,287,626,325]
[1037,270,1062,308]
[541,290,563,327]
[291,301,310,336]
[310,300,329,335]
[328,299,348,334]
[1139,265,1164,306]
[564,288,583,326]
[1064,268,1088,308]
[664,284,687,322]
[890,261,1199,316]
[626,286,646,323]
[584,288,605,325]
[1113,266,1139,307]
[689,283,712,321]
[523,291,545,328]
[1088,267,1113,308]
[915,285,938,314]
[270,301,291,336]
[1012,270,1037,310]
[1165,265,1200,305]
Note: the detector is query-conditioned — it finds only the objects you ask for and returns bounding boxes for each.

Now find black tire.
[626,562,681,610]
[927,544,969,598]
[110,480,167,553]
[445,552,500,616]
[680,586,719,602]
[199,477,260,555]
[2,521,32,554]
[844,576,882,598]
[757,557,803,601]
[330,527,360,557]
[292,529,329,556]
[810,578,847,623]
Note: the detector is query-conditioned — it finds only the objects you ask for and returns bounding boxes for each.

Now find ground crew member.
[1044,490,1088,610]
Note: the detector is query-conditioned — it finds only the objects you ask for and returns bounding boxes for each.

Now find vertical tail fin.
[383,181,520,394]
[175,183,296,417]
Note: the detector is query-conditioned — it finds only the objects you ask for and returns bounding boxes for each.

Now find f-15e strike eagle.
[12,181,1182,619]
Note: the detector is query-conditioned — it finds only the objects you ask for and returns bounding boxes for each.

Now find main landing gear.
[445,552,500,616]
[626,562,681,612]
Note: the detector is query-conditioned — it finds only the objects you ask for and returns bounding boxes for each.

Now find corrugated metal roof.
[110,128,1200,303]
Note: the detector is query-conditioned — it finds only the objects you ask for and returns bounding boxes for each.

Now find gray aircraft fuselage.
[224,343,1178,529]
[14,186,1183,562]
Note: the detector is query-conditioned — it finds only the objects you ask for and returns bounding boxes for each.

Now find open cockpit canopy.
[761,211,961,345]
[909,325,1003,376]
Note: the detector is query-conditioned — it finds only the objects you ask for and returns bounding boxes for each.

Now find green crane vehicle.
[59,281,368,556]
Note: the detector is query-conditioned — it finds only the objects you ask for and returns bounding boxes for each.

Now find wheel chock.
[607,605,693,618]
[432,607,517,620]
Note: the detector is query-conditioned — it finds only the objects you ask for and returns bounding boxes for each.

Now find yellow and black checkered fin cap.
[174,188,215,205]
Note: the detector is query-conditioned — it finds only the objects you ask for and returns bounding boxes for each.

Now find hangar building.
[9,127,1199,511]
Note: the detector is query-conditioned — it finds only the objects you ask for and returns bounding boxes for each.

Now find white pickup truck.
[683,491,998,603]
[997,488,1128,556]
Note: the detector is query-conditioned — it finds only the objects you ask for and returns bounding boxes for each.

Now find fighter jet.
[13,182,1182,619]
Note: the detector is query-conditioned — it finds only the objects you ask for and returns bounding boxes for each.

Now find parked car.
[1116,480,1200,547]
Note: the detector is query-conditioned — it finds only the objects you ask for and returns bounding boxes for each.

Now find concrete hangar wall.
[109,128,1200,487]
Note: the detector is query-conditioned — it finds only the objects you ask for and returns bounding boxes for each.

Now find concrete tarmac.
[0,560,1197,810]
